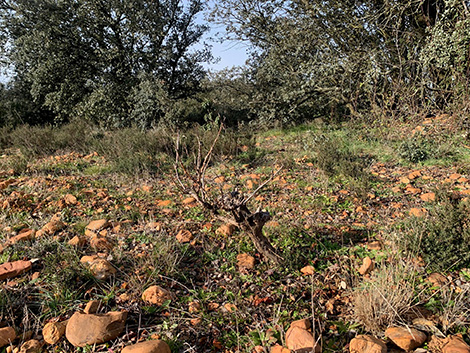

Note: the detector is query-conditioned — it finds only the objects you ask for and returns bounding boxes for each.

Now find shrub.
[395,191,470,272]
[399,136,434,163]
[353,261,425,334]
[314,136,373,198]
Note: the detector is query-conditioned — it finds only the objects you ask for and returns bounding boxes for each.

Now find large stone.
[68,236,87,247]
[8,229,35,244]
[216,224,236,237]
[85,220,109,237]
[89,236,113,251]
[19,339,42,353]
[350,335,387,353]
[88,259,116,280]
[142,286,172,306]
[84,300,100,314]
[0,260,32,281]
[0,327,16,347]
[80,255,116,280]
[285,320,320,353]
[442,335,470,353]
[121,340,171,353]
[176,229,193,243]
[64,194,77,205]
[358,257,374,275]
[270,345,291,353]
[385,327,427,351]
[43,320,68,345]
[427,273,447,287]
[39,214,65,236]
[237,253,255,269]
[65,311,127,347]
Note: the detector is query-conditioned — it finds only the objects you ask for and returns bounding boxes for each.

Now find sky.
[205,40,249,71]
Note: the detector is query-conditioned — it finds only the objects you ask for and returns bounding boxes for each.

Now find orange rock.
[300,265,315,275]
[409,208,427,217]
[121,340,171,353]
[449,173,461,180]
[366,241,382,251]
[85,219,109,234]
[41,217,65,236]
[157,200,172,207]
[207,302,220,311]
[442,335,470,353]
[224,303,237,312]
[141,185,153,193]
[9,229,35,244]
[385,326,427,351]
[18,339,42,353]
[408,170,422,180]
[0,260,32,280]
[84,300,101,314]
[358,257,374,275]
[190,318,202,326]
[182,197,196,205]
[146,222,162,231]
[142,286,172,306]
[0,327,16,348]
[270,345,291,353]
[31,272,40,281]
[428,335,446,352]
[406,186,422,194]
[90,236,113,251]
[65,311,127,347]
[427,272,447,287]
[188,301,201,313]
[214,176,225,184]
[400,177,411,184]
[349,335,386,353]
[237,253,255,269]
[80,255,100,264]
[43,320,68,345]
[285,321,320,353]
[68,236,87,247]
[420,192,436,202]
[64,194,77,205]
[83,258,116,280]
[216,224,236,237]
[176,229,193,243]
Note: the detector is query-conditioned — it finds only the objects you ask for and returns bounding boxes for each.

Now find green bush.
[397,191,470,271]
[399,136,434,163]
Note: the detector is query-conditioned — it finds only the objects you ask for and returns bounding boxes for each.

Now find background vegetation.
[0,0,469,127]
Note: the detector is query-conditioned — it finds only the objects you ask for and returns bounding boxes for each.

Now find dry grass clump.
[433,283,470,333]
[352,260,426,334]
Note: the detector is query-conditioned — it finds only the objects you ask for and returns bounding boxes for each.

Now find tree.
[211,0,463,122]
[0,0,211,126]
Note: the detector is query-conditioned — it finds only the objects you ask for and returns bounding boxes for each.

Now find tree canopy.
[211,0,470,122]
[0,0,469,127]
[0,0,210,127]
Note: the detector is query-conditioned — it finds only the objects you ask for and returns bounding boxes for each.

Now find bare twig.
[172,125,283,264]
